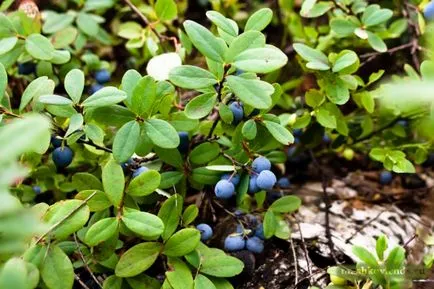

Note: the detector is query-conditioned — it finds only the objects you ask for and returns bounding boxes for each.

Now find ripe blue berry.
[89,83,104,94]
[379,171,393,185]
[229,102,244,125]
[234,210,244,217]
[251,156,271,173]
[397,120,408,127]
[51,136,62,148]
[256,170,277,190]
[293,128,303,137]
[52,147,73,168]
[224,235,246,251]
[95,69,111,84]
[425,1,434,20]
[255,223,264,240]
[235,69,244,75]
[33,186,41,194]
[323,134,331,144]
[18,62,35,75]
[132,166,149,178]
[178,131,189,153]
[221,173,240,186]
[249,175,259,194]
[246,236,264,253]
[214,180,235,199]
[277,177,291,188]
[246,214,258,227]
[196,223,213,241]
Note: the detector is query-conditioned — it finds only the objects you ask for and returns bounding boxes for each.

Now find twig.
[73,234,103,289]
[290,270,327,289]
[403,234,417,249]
[352,117,401,144]
[345,210,385,243]
[359,42,414,67]
[290,238,299,285]
[296,218,312,276]
[35,191,97,244]
[0,105,22,118]
[75,274,91,289]
[78,139,112,153]
[308,150,338,263]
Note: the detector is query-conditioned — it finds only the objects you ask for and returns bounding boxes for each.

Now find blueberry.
[249,175,259,194]
[229,102,244,125]
[277,177,291,188]
[18,62,35,75]
[251,156,271,173]
[323,134,331,144]
[88,83,104,94]
[51,136,62,148]
[177,131,189,153]
[95,69,111,84]
[235,69,244,75]
[256,170,277,190]
[397,120,408,127]
[33,186,41,194]
[235,224,244,234]
[424,1,434,20]
[293,128,303,137]
[287,146,297,158]
[246,214,258,227]
[221,173,240,186]
[255,223,264,240]
[52,146,73,168]
[379,171,393,185]
[132,166,149,178]
[249,108,260,117]
[234,210,244,217]
[224,235,246,251]
[121,158,134,173]
[246,236,264,253]
[214,180,235,199]
[196,223,213,241]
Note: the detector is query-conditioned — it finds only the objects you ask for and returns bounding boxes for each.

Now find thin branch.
[78,139,112,153]
[290,238,299,285]
[73,234,103,289]
[352,117,400,144]
[35,191,97,244]
[0,105,22,118]
[345,210,385,243]
[75,274,91,289]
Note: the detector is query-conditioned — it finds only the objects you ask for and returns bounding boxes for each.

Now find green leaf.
[183,20,227,62]
[301,1,333,18]
[19,76,55,111]
[275,218,291,240]
[43,199,90,240]
[102,158,125,207]
[376,235,388,260]
[189,142,220,164]
[166,258,194,289]
[316,106,337,128]
[159,194,183,240]
[25,34,55,61]
[64,69,84,104]
[169,65,218,89]
[0,258,28,289]
[163,228,201,257]
[225,31,265,62]
[85,217,118,246]
[0,13,16,37]
[392,158,415,173]
[131,76,157,117]
[242,119,257,140]
[226,76,274,109]
[233,46,288,73]
[127,169,161,196]
[269,196,301,213]
[72,173,103,191]
[123,209,164,239]
[362,5,393,27]
[332,51,359,73]
[195,274,217,289]
[293,43,329,66]
[75,190,111,212]
[50,49,71,65]
[0,36,17,55]
[76,13,99,36]
[126,275,160,289]
[122,69,142,107]
[185,92,217,119]
[330,18,358,37]
[82,87,127,108]
[385,246,405,270]
[323,75,350,105]
[0,63,6,103]
[65,113,83,137]
[42,12,75,34]
[39,94,73,105]
[360,92,375,113]
[263,121,294,145]
[118,22,142,39]
[182,205,199,226]
[367,32,387,53]
[305,89,324,108]
[103,275,123,289]
[263,210,277,239]
[200,254,244,277]
[113,120,140,163]
[245,8,273,31]
[144,119,180,148]
[41,246,74,289]
[352,246,379,268]
[206,11,237,36]
[115,242,162,277]
[155,0,178,21]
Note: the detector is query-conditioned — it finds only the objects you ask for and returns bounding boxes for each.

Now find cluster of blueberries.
[196,214,265,254]
[89,69,111,94]
[214,156,284,200]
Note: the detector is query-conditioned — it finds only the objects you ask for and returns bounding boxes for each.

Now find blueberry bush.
[0,0,434,288]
